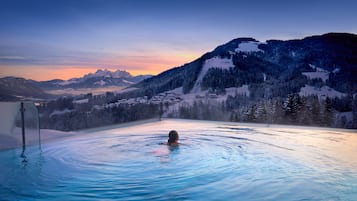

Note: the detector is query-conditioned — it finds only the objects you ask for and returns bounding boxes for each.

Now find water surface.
[1,119,356,200]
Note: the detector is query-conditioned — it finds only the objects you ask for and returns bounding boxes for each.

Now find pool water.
[1,119,357,200]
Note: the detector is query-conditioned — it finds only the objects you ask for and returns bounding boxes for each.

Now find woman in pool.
[167,130,179,146]
[152,130,179,158]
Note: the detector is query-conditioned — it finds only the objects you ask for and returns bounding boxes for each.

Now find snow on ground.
[333,68,340,73]
[226,85,250,97]
[164,85,250,116]
[302,72,330,82]
[235,41,263,53]
[308,64,328,73]
[46,86,126,96]
[50,108,74,117]
[203,56,234,70]
[334,111,355,128]
[163,88,208,116]
[58,80,80,86]
[116,87,139,94]
[302,64,330,82]
[110,85,250,117]
[335,111,354,123]
[214,85,250,102]
[335,111,354,128]
[94,80,106,86]
[165,87,184,95]
[122,79,134,84]
[299,85,346,99]
[73,98,89,104]
[191,56,234,93]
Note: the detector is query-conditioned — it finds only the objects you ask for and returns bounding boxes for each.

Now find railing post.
[38,110,41,149]
[20,102,26,148]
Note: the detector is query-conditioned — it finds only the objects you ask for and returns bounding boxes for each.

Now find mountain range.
[128,33,356,99]
[0,69,152,100]
[110,32,356,128]
[33,69,152,90]
[1,33,357,128]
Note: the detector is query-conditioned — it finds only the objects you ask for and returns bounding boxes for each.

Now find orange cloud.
[112,51,200,75]
[0,51,200,80]
[0,65,114,81]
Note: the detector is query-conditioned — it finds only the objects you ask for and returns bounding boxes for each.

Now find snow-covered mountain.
[84,69,132,79]
[0,69,152,100]
[38,69,152,89]
[131,33,356,99]
[2,33,356,129]
[120,33,357,128]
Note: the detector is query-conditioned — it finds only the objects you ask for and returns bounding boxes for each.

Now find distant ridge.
[35,69,152,90]
[0,77,52,101]
[0,69,153,100]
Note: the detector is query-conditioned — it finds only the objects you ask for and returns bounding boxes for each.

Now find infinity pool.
[1,119,357,200]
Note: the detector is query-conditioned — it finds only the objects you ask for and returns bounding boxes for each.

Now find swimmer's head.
[168,130,179,145]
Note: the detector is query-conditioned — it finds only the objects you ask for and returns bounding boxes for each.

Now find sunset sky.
[0,0,356,81]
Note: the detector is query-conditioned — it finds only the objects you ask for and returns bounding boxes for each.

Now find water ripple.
[0,120,356,200]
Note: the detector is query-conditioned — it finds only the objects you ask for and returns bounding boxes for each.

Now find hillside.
[131,33,356,97]
[0,69,152,99]
[0,77,53,101]
[115,33,356,128]
[32,33,357,130]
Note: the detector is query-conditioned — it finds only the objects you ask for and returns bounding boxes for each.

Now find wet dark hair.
[168,130,179,145]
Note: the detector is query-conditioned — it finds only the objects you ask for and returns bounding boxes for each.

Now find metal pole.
[38,108,41,149]
[20,102,26,148]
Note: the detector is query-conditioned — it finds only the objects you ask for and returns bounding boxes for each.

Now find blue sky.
[0,0,356,80]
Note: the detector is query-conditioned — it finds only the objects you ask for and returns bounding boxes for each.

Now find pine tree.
[255,101,267,123]
[246,104,257,122]
[311,96,321,126]
[321,97,334,126]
